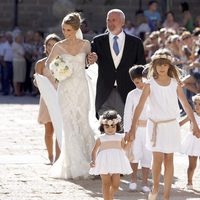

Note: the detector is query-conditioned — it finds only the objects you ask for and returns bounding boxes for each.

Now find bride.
[44,12,96,179]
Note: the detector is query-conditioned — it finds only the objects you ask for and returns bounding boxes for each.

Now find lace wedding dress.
[35,41,96,179]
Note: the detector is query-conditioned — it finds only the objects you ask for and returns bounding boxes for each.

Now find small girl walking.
[128,48,200,200]
[89,110,132,200]
[180,93,200,190]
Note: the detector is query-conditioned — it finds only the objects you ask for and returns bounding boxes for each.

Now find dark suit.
[91,32,146,117]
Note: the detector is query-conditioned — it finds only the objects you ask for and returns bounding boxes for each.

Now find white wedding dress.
[35,41,96,179]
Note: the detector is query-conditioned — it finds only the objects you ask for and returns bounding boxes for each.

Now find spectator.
[23,30,34,94]
[162,11,179,31]
[179,2,194,33]
[134,10,151,40]
[0,31,13,95]
[12,34,26,96]
[144,0,161,31]
[124,20,135,36]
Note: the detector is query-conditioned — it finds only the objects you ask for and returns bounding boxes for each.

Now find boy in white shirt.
[124,65,152,193]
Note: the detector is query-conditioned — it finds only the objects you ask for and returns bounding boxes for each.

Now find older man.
[91,9,146,118]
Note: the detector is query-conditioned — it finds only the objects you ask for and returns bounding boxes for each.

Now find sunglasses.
[182,36,191,40]
[103,124,116,128]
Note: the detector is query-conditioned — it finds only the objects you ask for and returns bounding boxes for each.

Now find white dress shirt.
[109,31,125,86]
[109,31,125,69]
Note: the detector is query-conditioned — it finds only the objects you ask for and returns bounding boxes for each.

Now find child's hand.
[90,160,95,168]
[127,130,135,142]
[192,124,200,138]
[124,132,129,142]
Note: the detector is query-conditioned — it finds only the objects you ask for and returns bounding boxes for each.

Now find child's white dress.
[89,133,133,175]
[146,78,181,153]
[181,112,200,156]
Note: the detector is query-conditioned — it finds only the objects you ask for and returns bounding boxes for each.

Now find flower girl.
[89,110,132,200]
[180,93,200,190]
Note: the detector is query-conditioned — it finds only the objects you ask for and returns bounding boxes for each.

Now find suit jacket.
[91,32,146,114]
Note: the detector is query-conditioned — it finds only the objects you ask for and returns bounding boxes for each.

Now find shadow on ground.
[0,94,39,105]
[68,174,200,200]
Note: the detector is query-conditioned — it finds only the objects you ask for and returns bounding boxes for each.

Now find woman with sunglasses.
[89,110,132,200]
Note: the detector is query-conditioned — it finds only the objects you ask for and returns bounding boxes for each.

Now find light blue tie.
[113,36,119,55]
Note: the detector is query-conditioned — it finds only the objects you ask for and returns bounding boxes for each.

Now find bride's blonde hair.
[61,12,82,30]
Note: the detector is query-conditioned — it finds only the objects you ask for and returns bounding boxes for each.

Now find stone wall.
[0,0,199,34]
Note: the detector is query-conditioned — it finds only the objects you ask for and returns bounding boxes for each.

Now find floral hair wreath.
[99,114,122,126]
[151,53,174,63]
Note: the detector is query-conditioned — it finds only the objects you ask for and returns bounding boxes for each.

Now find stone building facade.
[0,0,199,34]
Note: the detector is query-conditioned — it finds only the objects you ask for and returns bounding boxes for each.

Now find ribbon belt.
[99,141,122,151]
[149,118,176,147]
[137,120,147,127]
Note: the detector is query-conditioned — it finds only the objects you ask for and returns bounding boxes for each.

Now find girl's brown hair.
[147,48,181,84]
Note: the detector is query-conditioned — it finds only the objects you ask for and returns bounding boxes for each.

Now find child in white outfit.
[180,93,200,190]
[89,110,132,200]
[124,65,152,193]
[128,49,200,200]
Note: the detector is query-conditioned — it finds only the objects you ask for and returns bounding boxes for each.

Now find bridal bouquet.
[49,56,72,81]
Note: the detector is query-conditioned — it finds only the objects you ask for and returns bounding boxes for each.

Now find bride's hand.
[87,52,98,65]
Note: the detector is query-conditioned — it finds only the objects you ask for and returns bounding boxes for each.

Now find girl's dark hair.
[129,65,145,81]
[99,110,122,133]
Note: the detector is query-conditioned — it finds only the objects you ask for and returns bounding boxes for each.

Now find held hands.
[192,123,200,138]
[90,160,95,168]
[87,52,98,65]
[126,129,136,142]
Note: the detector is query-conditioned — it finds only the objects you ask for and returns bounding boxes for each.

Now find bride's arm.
[85,40,97,66]
[45,43,61,68]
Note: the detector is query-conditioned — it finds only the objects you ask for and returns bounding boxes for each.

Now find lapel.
[103,33,116,69]
[118,33,129,68]
[103,33,112,58]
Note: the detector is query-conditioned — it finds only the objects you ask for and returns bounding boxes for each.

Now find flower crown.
[151,53,173,63]
[99,114,122,126]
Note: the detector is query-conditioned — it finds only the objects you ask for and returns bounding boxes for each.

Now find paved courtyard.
[0,95,200,200]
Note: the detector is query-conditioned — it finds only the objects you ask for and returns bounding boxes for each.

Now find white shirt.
[109,31,125,69]
[123,88,148,132]
[12,42,25,61]
[0,41,13,62]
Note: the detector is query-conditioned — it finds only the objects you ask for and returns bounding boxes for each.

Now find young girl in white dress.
[180,93,200,190]
[128,48,200,200]
[89,110,132,200]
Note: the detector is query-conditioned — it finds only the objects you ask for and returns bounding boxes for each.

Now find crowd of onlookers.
[0,30,44,96]
[0,1,200,99]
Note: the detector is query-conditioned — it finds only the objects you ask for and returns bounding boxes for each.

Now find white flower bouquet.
[49,56,72,81]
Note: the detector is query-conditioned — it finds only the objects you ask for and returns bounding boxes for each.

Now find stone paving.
[0,95,200,200]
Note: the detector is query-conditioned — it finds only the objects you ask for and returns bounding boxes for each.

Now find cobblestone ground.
[0,95,200,200]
